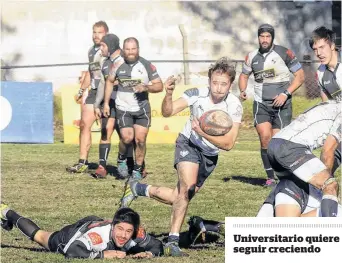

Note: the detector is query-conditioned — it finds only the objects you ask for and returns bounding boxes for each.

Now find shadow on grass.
[1,244,48,253]
[223,175,267,186]
[88,164,151,180]
[152,231,223,249]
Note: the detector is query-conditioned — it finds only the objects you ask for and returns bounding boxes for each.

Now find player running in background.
[1,205,163,259]
[120,57,243,256]
[239,24,305,187]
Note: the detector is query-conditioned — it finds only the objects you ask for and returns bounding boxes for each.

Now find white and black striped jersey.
[317,51,342,102]
[88,46,106,90]
[62,220,163,259]
[242,45,302,105]
[273,101,341,151]
[181,87,243,156]
[109,56,160,112]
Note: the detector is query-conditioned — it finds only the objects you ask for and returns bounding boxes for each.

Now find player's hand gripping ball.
[199,110,233,136]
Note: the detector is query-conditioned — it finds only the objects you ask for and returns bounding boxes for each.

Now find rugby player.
[239,24,305,187]
[120,57,243,256]
[266,99,340,217]
[257,178,342,218]
[67,21,108,174]
[103,37,163,180]
[312,26,341,175]
[67,26,135,177]
[88,33,123,178]
[1,205,163,259]
[257,134,340,217]
[257,26,342,217]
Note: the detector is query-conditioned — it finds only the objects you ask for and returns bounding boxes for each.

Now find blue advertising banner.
[0,81,54,143]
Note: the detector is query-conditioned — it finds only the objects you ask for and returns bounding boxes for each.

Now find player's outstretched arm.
[192,119,241,151]
[161,75,188,117]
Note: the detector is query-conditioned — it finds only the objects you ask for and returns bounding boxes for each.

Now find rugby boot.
[132,169,143,181]
[119,179,139,208]
[164,241,189,257]
[117,159,129,178]
[66,162,88,173]
[1,203,13,231]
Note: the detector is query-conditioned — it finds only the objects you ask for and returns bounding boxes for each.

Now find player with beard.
[67,21,108,174]
[0,206,164,259]
[257,27,342,217]
[103,38,163,180]
[239,24,305,187]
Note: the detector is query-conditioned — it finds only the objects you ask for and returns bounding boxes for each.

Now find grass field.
[1,97,340,263]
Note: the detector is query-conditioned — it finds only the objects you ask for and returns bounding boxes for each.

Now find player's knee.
[79,119,86,130]
[187,185,196,201]
[121,134,134,144]
[260,135,272,148]
[323,179,339,195]
[80,119,92,132]
[135,137,146,146]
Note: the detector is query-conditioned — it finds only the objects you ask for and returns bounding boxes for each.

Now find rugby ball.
[199,110,233,136]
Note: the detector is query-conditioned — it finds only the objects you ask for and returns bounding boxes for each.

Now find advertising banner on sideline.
[0,81,54,143]
[61,84,196,144]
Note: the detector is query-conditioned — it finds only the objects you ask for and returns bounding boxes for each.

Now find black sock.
[99,143,111,168]
[78,159,88,165]
[134,164,143,172]
[127,157,134,168]
[7,210,40,240]
[321,195,338,217]
[118,153,126,161]
[127,143,134,158]
[261,148,275,179]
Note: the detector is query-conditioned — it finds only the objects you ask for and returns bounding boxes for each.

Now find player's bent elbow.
[162,111,172,118]
[221,141,235,151]
[156,84,164,93]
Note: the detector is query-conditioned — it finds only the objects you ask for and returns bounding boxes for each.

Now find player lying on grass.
[120,57,243,256]
[1,205,163,259]
[257,178,342,217]
[258,131,341,217]
[266,96,341,217]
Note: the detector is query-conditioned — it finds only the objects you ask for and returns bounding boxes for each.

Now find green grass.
[1,97,335,262]
[1,127,340,263]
